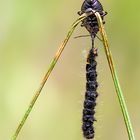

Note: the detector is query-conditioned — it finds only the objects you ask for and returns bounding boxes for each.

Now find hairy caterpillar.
[82,48,98,139]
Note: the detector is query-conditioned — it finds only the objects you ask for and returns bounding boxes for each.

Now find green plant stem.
[11,13,92,140]
[95,12,135,140]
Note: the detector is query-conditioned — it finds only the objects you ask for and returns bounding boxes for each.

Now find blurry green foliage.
[0,0,139,140]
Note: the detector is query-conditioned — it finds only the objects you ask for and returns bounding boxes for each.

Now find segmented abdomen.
[80,0,106,37]
[82,48,98,139]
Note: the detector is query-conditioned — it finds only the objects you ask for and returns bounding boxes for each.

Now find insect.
[82,48,98,139]
[78,0,107,139]
[78,0,107,48]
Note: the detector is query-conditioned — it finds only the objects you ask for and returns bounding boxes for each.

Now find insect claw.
[103,11,108,16]
[105,11,108,15]
[81,23,85,27]
[77,11,83,15]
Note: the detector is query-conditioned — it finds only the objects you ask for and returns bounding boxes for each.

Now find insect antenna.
[74,34,102,42]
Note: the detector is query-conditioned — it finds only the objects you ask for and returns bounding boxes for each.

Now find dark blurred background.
[0,0,140,140]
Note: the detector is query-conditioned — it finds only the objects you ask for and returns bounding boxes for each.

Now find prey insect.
[82,48,98,139]
[78,0,107,139]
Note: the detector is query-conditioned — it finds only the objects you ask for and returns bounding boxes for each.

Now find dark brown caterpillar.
[82,48,98,139]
